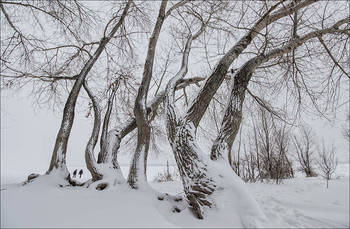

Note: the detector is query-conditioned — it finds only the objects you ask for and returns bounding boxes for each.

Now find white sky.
[1,84,348,179]
[1,1,349,179]
[1,87,177,176]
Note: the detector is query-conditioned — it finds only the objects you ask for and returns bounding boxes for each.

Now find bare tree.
[293,126,318,177]
[249,109,293,184]
[1,0,98,106]
[127,0,191,189]
[2,0,349,225]
[47,1,132,179]
[316,141,338,188]
[166,0,347,221]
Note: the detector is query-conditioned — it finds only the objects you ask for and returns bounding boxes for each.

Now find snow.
[1,164,349,228]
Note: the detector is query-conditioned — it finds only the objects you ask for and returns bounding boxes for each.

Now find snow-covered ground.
[1,164,349,228]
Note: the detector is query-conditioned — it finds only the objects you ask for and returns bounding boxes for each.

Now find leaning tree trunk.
[184,0,314,128]
[210,16,350,162]
[47,0,132,175]
[164,35,267,223]
[164,34,215,219]
[166,69,269,225]
[210,63,254,161]
[165,0,321,223]
[167,103,268,226]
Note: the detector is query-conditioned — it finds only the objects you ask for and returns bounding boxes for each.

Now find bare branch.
[318,36,349,78]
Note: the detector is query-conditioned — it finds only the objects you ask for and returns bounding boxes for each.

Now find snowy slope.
[1,164,349,228]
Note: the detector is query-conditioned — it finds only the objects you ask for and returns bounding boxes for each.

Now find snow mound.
[1,164,349,228]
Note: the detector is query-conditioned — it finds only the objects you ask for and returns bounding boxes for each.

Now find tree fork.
[48,0,132,173]
[210,16,350,162]
[128,0,168,188]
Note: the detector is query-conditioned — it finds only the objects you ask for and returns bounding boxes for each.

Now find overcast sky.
[1,85,348,178]
[1,87,178,176]
[1,1,349,182]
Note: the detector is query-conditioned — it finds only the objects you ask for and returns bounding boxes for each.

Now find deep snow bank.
[1,164,349,228]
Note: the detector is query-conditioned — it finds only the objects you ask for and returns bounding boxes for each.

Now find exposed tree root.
[66,174,85,187]
[156,192,188,215]
[96,183,108,190]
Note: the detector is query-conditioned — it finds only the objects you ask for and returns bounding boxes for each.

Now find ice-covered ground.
[1,164,349,228]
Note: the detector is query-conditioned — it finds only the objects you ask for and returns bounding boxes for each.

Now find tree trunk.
[167,120,268,226]
[184,0,315,128]
[209,16,349,163]
[47,0,132,173]
[83,82,103,182]
[162,31,267,225]
[166,1,337,222]
[98,80,119,164]
[127,0,168,189]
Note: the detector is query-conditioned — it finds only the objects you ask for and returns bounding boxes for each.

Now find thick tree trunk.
[164,33,213,218]
[210,16,349,162]
[162,25,267,224]
[170,122,214,218]
[166,66,266,223]
[167,120,268,226]
[167,70,267,224]
[185,0,315,128]
[128,1,168,188]
[165,1,341,222]
[47,0,131,173]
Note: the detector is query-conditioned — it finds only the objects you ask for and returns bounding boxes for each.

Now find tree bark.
[166,10,347,222]
[98,81,119,164]
[184,0,316,128]
[83,82,103,182]
[164,33,210,217]
[48,0,132,173]
[99,86,118,161]
[128,0,168,188]
[89,81,200,183]
[210,16,350,162]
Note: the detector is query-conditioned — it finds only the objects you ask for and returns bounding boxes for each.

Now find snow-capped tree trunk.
[163,33,220,219]
[164,31,213,218]
[210,70,246,162]
[87,82,199,185]
[98,81,119,164]
[165,1,345,223]
[185,0,315,128]
[127,0,168,188]
[47,0,131,174]
[83,82,103,182]
[211,16,350,163]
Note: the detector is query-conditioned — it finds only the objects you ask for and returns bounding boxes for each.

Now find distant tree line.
[230,108,339,186]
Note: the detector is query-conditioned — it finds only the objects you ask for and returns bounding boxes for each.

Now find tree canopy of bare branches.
[2,0,349,225]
